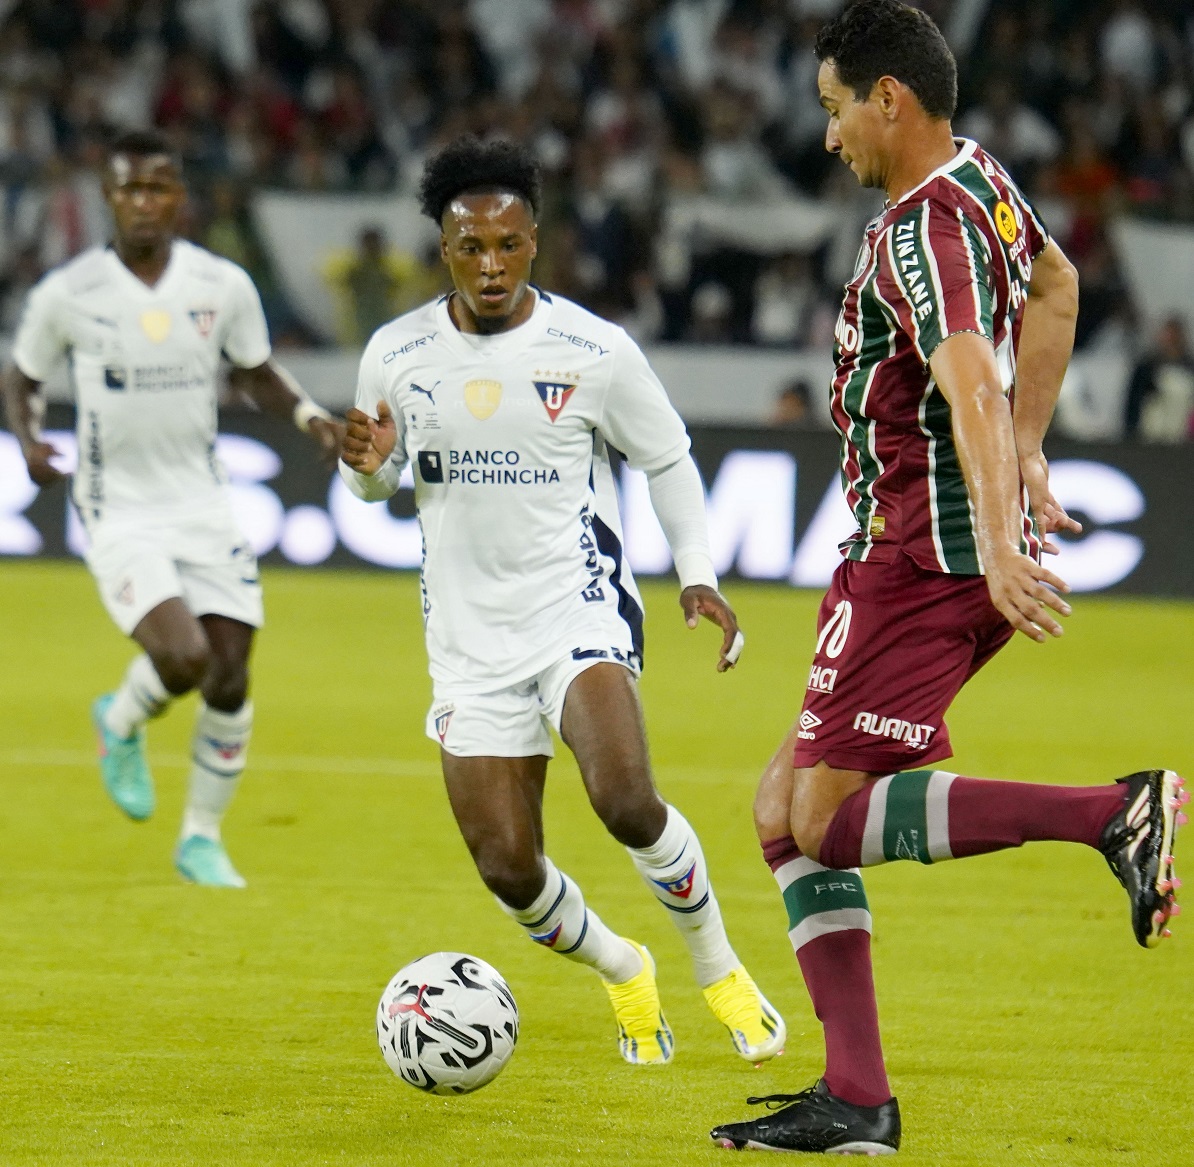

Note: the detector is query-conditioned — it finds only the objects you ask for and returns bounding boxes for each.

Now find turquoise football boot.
[91,694,155,821]
[175,836,247,888]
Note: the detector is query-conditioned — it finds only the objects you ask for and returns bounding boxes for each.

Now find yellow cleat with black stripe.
[602,940,674,1065]
[702,965,786,1063]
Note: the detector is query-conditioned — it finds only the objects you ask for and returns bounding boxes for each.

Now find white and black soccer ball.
[376,952,518,1095]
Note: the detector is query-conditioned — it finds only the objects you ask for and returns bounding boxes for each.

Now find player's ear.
[874,76,902,120]
[439,232,450,264]
[529,223,537,261]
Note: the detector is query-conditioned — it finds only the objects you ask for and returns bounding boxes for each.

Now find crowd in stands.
[0,0,1192,437]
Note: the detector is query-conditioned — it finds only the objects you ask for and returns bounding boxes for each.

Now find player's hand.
[984,545,1071,643]
[308,415,346,464]
[1020,449,1082,555]
[341,401,397,476]
[680,585,743,673]
[22,440,66,487]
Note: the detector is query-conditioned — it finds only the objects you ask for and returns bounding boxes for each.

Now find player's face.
[104,153,185,250]
[441,193,538,330]
[818,61,889,190]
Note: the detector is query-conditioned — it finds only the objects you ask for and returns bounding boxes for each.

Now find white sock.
[628,804,738,987]
[499,857,643,984]
[104,655,170,739]
[181,701,253,842]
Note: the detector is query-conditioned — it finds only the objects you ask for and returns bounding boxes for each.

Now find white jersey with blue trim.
[342,289,692,693]
[11,239,272,523]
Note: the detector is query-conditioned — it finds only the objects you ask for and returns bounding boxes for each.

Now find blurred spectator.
[1125,317,1194,442]
[753,252,816,346]
[322,225,434,345]
[959,79,1062,184]
[770,379,816,429]
[0,0,1188,373]
[701,81,788,201]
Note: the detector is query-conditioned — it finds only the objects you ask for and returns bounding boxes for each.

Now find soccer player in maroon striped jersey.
[711,1,1185,1156]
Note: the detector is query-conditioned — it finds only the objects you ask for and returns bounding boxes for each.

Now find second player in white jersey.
[2,130,343,888]
[12,238,271,522]
[341,288,701,692]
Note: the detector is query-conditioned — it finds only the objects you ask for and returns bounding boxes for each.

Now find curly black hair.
[418,136,542,224]
[108,128,182,170]
[815,0,957,121]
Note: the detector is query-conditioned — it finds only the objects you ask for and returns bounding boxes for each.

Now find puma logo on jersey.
[410,381,439,404]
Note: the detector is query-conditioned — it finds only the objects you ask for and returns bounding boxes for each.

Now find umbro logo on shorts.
[797,710,822,740]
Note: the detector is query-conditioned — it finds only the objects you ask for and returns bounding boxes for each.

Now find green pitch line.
[0,561,1191,1167]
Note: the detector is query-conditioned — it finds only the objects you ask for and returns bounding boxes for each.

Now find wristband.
[294,399,333,432]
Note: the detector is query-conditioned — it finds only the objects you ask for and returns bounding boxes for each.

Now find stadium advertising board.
[3,407,1191,596]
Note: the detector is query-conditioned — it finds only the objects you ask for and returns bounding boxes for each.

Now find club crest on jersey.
[464,379,502,420]
[139,309,172,343]
[994,200,1019,245]
[653,861,697,900]
[433,706,455,742]
[533,374,579,423]
[189,308,217,338]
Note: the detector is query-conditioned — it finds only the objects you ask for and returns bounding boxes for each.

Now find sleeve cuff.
[673,550,718,591]
[338,457,400,501]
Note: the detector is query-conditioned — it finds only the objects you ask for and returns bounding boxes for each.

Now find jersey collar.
[887,137,978,209]
[105,239,183,295]
[435,286,552,360]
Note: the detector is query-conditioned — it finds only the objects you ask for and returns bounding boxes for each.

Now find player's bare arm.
[341,400,396,476]
[228,359,346,461]
[1,365,63,485]
[930,332,1071,643]
[1013,239,1084,552]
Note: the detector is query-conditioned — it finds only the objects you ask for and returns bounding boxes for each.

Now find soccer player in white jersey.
[2,130,343,887]
[340,137,785,1066]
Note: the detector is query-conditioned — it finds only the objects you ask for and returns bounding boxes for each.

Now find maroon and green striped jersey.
[830,138,1048,574]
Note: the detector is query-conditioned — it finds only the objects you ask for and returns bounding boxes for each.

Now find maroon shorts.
[792,552,1013,772]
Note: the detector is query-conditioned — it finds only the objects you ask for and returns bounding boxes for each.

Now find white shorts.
[426,644,641,759]
[84,507,264,636]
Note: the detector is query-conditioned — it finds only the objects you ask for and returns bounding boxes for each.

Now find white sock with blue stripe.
[499,857,642,984]
[181,701,252,842]
[628,805,738,987]
[104,654,170,739]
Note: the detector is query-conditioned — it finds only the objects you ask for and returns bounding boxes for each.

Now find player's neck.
[112,237,174,288]
[448,288,537,336]
[884,123,959,204]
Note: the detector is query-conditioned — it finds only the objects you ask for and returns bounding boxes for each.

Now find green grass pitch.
[1,560,1191,1166]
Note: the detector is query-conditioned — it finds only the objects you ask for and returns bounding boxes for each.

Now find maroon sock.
[820,770,1128,869]
[763,836,891,1108]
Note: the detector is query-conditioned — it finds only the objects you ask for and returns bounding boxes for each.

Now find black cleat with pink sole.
[1099,770,1186,948]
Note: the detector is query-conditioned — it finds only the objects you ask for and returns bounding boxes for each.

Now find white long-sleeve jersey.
[340,290,714,692]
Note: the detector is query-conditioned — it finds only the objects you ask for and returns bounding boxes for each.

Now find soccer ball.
[376,952,519,1095]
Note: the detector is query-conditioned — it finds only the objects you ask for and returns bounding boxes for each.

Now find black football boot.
[711,1079,900,1155]
[1099,770,1186,948]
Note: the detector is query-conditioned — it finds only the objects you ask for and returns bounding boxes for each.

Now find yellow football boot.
[702,965,786,1063]
[602,940,674,1065]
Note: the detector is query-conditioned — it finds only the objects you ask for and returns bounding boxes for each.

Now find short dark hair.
[108,128,182,170]
[418,136,541,224]
[814,0,957,121]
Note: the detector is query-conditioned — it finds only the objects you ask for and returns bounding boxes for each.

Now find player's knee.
[203,661,249,712]
[753,783,790,844]
[153,639,212,694]
[591,780,665,849]
[474,848,544,911]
